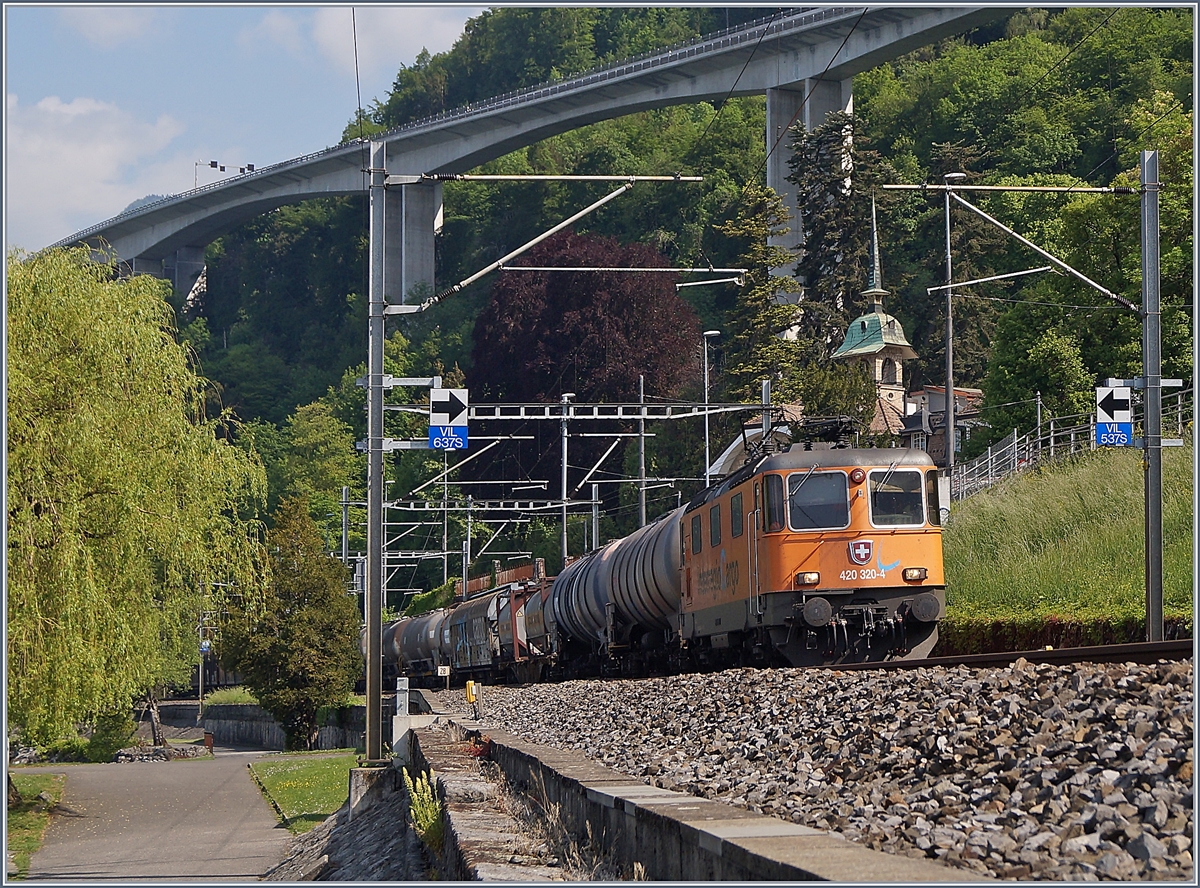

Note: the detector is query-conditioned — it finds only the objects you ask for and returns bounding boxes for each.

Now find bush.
[404,578,457,616]
[85,714,136,762]
[203,686,258,706]
[43,737,88,763]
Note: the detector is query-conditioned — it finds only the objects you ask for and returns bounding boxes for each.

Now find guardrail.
[54,7,852,248]
[950,388,1192,500]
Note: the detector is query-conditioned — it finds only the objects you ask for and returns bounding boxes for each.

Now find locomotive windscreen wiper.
[789,464,821,528]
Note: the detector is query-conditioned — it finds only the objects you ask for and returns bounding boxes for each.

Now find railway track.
[830,637,1194,672]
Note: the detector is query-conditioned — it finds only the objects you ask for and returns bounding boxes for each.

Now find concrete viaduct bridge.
[54,6,998,299]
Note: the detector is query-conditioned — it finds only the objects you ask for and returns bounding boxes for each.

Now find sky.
[4,4,487,251]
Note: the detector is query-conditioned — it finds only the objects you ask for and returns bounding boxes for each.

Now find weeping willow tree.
[7,247,270,743]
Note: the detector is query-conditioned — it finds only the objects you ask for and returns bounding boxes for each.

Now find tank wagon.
[380,445,945,683]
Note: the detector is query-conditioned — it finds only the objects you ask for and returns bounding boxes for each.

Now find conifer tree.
[787,111,901,359]
[713,184,805,403]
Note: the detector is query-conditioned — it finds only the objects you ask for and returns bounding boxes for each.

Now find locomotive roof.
[685,446,936,513]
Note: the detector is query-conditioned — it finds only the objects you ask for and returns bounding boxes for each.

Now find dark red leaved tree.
[470,231,699,404]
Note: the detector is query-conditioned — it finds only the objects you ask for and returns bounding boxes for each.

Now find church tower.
[830,197,916,435]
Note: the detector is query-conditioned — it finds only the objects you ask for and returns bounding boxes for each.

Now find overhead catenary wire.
[1006,8,1120,113]
[683,8,783,168]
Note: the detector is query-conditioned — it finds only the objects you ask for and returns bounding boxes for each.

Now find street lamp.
[702,330,720,486]
[943,172,966,475]
[194,159,255,189]
[560,392,575,569]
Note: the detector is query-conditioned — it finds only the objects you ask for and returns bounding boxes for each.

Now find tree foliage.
[6,247,269,742]
[219,497,361,750]
[470,230,699,403]
[712,184,803,402]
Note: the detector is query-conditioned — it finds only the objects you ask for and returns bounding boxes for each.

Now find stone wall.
[199,701,394,751]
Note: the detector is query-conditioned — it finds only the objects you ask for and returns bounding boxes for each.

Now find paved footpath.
[21,747,291,881]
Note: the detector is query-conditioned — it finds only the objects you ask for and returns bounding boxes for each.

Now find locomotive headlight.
[903,567,928,581]
[849,468,866,484]
[796,571,821,586]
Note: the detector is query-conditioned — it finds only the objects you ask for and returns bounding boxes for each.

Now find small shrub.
[402,767,443,853]
[43,736,88,763]
[404,579,457,616]
[85,714,136,762]
[203,686,258,705]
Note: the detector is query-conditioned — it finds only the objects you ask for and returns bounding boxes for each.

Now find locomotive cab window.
[868,469,926,526]
[691,514,703,554]
[925,470,942,526]
[762,474,786,532]
[730,492,744,538]
[788,471,850,530]
[709,504,721,547]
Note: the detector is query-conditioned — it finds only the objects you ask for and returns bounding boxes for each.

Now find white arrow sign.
[430,388,469,426]
[1096,386,1132,423]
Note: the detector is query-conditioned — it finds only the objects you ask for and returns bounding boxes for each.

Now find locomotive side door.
[750,482,762,616]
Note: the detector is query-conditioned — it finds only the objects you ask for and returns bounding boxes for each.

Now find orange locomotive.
[382,443,947,684]
[678,446,944,668]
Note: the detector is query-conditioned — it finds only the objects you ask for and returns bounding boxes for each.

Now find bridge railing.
[950,387,1193,500]
[372,7,853,141]
[60,7,855,246]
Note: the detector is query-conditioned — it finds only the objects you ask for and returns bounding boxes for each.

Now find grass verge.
[6,773,65,879]
[943,444,1193,628]
[249,753,359,834]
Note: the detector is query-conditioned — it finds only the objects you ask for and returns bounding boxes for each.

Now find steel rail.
[826,639,1194,672]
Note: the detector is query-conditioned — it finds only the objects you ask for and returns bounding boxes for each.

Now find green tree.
[6,247,269,743]
[280,401,363,544]
[788,112,899,355]
[713,184,804,402]
[983,326,1094,439]
[219,497,362,750]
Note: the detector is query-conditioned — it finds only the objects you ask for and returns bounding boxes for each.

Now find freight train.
[376,443,945,683]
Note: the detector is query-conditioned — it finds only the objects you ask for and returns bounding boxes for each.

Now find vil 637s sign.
[429,388,469,450]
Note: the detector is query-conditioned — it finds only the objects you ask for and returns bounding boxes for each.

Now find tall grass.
[943,444,1193,624]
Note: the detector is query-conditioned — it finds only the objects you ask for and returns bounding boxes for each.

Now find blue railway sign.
[429,426,468,450]
[429,388,469,449]
[1097,422,1134,447]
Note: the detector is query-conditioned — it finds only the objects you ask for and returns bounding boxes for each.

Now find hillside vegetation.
[942,443,1193,647]
[181,6,1191,592]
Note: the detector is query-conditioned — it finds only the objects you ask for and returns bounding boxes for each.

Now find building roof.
[831,195,916,362]
[832,308,918,360]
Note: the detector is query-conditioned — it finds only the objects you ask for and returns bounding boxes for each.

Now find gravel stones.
[446,658,1193,881]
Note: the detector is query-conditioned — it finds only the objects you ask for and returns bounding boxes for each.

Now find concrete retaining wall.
[412,719,976,882]
[198,701,395,751]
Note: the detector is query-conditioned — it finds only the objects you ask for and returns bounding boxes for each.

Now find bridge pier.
[163,246,207,299]
[125,247,206,299]
[766,78,853,258]
[384,177,441,303]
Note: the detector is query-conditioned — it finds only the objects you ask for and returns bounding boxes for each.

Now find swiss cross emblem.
[849,540,873,565]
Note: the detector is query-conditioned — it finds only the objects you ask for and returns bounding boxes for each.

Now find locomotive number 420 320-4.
[840,568,884,581]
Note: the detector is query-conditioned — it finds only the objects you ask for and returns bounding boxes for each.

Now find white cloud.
[237,9,305,57]
[56,8,158,48]
[5,93,186,250]
[311,6,486,79]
